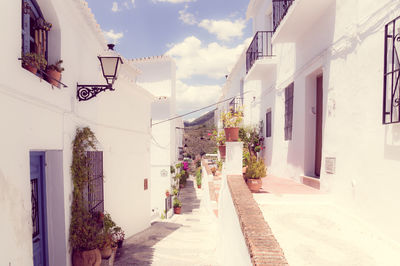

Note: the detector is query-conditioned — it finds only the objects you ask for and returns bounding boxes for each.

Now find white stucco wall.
[0,0,153,265]
[222,0,400,245]
[134,57,178,219]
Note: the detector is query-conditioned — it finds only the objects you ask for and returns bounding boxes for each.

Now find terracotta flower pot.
[197,184,201,189]
[72,248,101,266]
[46,69,62,87]
[24,64,38,75]
[174,206,181,214]
[166,192,170,197]
[224,127,239,141]
[100,245,112,259]
[246,178,262,193]
[218,145,226,158]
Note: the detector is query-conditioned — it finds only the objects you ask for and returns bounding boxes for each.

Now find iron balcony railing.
[273,0,294,32]
[246,31,274,74]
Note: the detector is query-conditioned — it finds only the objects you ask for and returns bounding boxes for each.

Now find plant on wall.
[69,127,101,252]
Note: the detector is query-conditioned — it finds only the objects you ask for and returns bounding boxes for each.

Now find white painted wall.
[221,0,400,245]
[0,0,153,265]
[133,57,178,219]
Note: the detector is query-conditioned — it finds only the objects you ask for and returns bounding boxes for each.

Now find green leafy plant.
[243,148,250,167]
[211,130,226,145]
[217,160,223,171]
[47,59,64,72]
[245,156,267,179]
[173,197,182,208]
[170,165,175,174]
[22,52,47,70]
[221,107,243,128]
[173,188,179,196]
[69,127,102,251]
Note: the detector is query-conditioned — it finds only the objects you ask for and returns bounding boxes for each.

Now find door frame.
[30,151,49,266]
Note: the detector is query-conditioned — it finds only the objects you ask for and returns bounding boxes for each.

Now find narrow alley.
[114,177,219,266]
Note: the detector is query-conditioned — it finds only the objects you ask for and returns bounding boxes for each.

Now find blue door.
[30,152,47,266]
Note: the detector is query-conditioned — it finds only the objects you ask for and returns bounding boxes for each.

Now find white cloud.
[198,19,246,41]
[111,2,120,12]
[166,36,248,80]
[179,5,197,25]
[153,0,195,3]
[176,80,221,115]
[103,29,124,44]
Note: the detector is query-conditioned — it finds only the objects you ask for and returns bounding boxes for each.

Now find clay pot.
[166,192,170,197]
[100,245,112,259]
[224,127,239,141]
[218,145,226,158]
[46,69,61,87]
[174,206,181,214]
[72,249,101,266]
[246,178,262,193]
[197,184,201,189]
[24,64,38,75]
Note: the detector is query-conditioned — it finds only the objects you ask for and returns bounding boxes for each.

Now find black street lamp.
[77,44,123,101]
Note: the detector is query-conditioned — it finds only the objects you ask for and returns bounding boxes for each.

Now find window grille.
[86,151,104,214]
[22,0,48,60]
[383,16,400,124]
[284,83,294,140]
[266,111,272,138]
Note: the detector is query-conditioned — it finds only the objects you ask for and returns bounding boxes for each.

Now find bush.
[245,156,266,179]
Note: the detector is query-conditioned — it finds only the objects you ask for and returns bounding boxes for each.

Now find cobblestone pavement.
[115,177,219,266]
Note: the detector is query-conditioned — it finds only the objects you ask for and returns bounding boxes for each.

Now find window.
[86,151,104,214]
[383,16,400,124]
[21,0,49,63]
[266,110,272,138]
[284,83,294,140]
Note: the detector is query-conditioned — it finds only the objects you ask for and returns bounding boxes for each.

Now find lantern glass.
[98,56,122,85]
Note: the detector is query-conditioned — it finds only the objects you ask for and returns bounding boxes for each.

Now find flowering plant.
[211,130,226,145]
[221,107,243,128]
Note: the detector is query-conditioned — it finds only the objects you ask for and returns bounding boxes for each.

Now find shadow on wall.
[384,123,400,161]
[114,221,182,265]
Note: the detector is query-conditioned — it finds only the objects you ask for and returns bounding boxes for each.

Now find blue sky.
[86,0,252,119]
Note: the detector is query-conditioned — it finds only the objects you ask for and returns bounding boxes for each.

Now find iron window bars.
[284,83,294,140]
[246,31,274,74]
[272,0,294,32]
[266,111,272,138]
[383,16,400,124]
[86,151,104,214]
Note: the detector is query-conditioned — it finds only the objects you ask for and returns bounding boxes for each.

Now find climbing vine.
[69,127,100,251]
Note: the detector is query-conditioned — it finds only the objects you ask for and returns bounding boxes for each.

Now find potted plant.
[173,197,182,214]
[21,52,47,74]
[46,59,64,87]
[221,107,243,141]
[212,130,226,158]
[98,213,116,259]
[196,168,202,188]
[112,226,125,249]
[172,187,179,196]
[245,156,266,192]
[165,189,170,197]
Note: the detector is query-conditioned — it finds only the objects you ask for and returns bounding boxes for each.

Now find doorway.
[30,152,48,266]
[315,75,323,177]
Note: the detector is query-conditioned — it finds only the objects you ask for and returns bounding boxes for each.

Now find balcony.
[272,0,335,43]
[273,0,294,32]
[246,31,277,81]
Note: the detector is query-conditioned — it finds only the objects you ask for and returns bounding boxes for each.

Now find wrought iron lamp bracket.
[77,84,114,101]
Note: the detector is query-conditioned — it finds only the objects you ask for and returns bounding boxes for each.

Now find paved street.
[115,177,219,266]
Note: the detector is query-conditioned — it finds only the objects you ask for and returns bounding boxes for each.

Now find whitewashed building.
[218,0,400,244]
[0,0,154,265]
[132,56,182,219]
